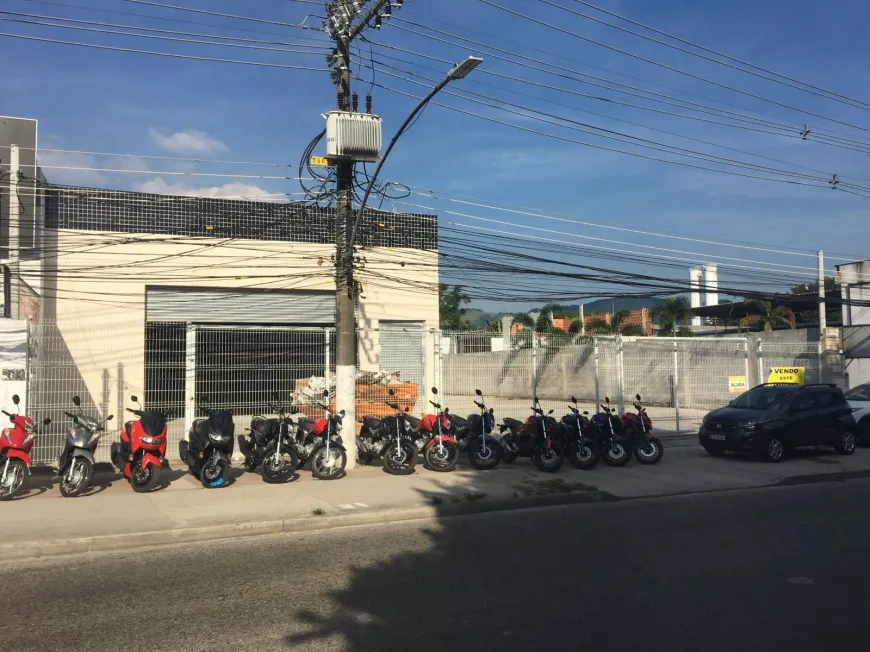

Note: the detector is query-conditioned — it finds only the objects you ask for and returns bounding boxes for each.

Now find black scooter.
[179,399,234,488]
[238,393,299,483]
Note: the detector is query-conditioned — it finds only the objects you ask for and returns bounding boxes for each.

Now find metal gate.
[379,322,426,415]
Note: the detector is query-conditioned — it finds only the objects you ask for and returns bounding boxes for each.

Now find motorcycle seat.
[363,416,381,430]
[448,414,468,427]
[503,417,523,431]
[406,415,421,428]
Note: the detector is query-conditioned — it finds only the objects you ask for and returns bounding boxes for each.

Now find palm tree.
[487,319,503,334]
[650,296,691,337]
[739,298,796,332]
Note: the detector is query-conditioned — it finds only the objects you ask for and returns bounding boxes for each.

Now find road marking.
[335,503,370,510]
[354,503,369,508]
[336,504,355,510]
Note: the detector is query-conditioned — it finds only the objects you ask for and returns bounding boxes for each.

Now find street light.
[348,56,483,248]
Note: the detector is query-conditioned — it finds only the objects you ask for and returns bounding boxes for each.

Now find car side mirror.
[12,394,20,405]
[43,417,52,426]
[72,396,81,407]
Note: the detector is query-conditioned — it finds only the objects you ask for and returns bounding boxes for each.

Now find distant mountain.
[463,297,667,328]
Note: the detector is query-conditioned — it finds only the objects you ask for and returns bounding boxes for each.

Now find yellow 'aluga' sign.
[767,367,806,385]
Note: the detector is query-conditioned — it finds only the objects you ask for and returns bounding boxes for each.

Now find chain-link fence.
[19,321,827,465]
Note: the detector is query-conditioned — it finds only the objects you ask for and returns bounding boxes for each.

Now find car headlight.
[739,421,760,430]
[141,435,165,445]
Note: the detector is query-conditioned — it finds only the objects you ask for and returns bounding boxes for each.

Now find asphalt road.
[4,479,870,652]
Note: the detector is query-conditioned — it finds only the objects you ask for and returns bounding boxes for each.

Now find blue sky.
[2,0,869,310]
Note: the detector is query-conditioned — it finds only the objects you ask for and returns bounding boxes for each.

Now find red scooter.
[111,395,168,492]
[0,394,50,501]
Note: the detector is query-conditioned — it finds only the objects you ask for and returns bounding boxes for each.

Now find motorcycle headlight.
[334,421,343,434]
[24,422,35,434]
[141,435,165,445]
[209,432,227,442]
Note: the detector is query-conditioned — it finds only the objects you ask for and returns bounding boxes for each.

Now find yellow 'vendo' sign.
[728,376,747,393]
[767,367,806,385]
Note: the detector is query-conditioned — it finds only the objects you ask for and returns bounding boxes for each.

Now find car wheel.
[763,435,785,463]
[834,429,857,456]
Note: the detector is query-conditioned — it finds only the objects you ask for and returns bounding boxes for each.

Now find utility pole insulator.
[352,92,359,112]
[365,94,372,113]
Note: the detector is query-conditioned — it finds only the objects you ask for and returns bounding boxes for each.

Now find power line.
[123,0,320,31]
[480,0,870,134]
[0,30,328,70]
[559,0,870,111]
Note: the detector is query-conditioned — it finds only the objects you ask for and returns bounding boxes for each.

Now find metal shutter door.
[379,321,425,415]
[146,287,334,324]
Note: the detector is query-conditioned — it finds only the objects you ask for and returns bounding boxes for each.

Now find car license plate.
[709,433,726,441]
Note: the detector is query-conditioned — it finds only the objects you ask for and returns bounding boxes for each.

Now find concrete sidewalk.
[4,436,870,560]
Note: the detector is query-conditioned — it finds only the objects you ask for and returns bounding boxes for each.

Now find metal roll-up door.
[145,287,334,324]
[379,321,425,415]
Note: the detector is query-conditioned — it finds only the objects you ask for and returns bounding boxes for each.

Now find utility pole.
[579,303,585,335]
[333,0,356,469]
[817,249,826,347]
[8,144,20,320]
[328,0,392,470]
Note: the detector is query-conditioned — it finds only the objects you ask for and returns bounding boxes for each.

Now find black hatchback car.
[699,384,858,462]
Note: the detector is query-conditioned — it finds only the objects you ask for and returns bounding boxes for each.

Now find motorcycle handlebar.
[385,401,399,410]
[64,411,79,421]
[429,401,441,409]
[474,401,484,408]
[2,410,11,418]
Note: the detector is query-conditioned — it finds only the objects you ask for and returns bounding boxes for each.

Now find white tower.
[703,264,719,311]
[689,267,702,326]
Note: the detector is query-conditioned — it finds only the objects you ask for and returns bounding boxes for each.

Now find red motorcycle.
[0,394,50,501]
[499,397,566,473]
[407,387,460,472]
[111,395,167,492]
[620,394,664,464]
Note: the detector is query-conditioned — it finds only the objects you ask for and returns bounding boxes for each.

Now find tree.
[621,323,645,337]
[610,310,631,334]
[535,303,562,333]
[568,319,583,335]
[789,276,841,325]
[486,319,503,334]
[650,296,691,336]
[587,316,611,335]
[439,284,470,330]
[740,298,796,332]
[675,326,695,337]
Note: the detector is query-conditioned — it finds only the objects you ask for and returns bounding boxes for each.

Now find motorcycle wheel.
[468,438,501,471]
[568,440,599,470]
[200,457,230,488]
[59,458,93,498]
[424,440,459,472]
[633,437,664,465]
[532,441,565,473]
[130,463,161,493]
[243,456,259,473]
[500,435,518,464]
[602,441,630,467]
[383,440,417,476]
[0,459,27,501]
[260,447,299,484]
[311,445,347,480]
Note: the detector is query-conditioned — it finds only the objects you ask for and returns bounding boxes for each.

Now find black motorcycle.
[294,391,348,480]
[357,388,417,475]
[499,398,566,473]
[466,389,503,470]
[589,397,631,467]
[561,396,600,470]
[179,400,234,488]
[57,395,114,498]
[238,393,299,483]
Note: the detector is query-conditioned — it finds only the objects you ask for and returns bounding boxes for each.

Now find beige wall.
[46,229,439,411]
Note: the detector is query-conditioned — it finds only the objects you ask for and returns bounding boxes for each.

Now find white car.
[845,383,870,445]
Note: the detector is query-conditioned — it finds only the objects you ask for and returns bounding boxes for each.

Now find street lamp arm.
[348,76,451,252]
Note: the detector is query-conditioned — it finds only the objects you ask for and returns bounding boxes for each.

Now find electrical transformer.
[325,111,382,162]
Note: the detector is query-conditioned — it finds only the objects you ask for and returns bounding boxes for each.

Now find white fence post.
[436,329,443,392]
[593,336,600,410]
[673,337,680,431]
[756,339,763,386]
[817,340,823,384]
[532,330,538,400]
[744,339,750,387]
[184,322,196,438]
[324,328,331,397]
[616,334,625,416]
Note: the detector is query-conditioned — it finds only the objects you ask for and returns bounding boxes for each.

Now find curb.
[0,489,616,562]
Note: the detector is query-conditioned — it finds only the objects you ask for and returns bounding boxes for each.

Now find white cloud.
[38,150,106,186]
[132,177,286,201]
[148,128,229,156]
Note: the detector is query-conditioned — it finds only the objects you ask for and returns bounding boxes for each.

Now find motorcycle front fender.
[140,452,163,470]
[424,435,458,449]
[61,448,95,470]
[3,448,32,467]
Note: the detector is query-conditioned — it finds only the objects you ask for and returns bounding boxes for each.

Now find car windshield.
[730,386,795,410]
[844,384,870,401]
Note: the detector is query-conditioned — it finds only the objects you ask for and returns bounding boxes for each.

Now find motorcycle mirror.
[444,407,450,414]
[339,409,346,417]
[72,396,81,406]
[548,409,554,415]
[43,417,52,425]
[404,407,410,413]
[605,396,610,404]
[12,394,19,405]
[106,415,114,421]
[388,388,396,397]
[322,390,329,398]
[130,395,138,403]
[488,408,494,414]
[571,396,577,404]
[475,389,482,396]
[431,387,438,395]
[582,411,589,415]
[635,393,641,401]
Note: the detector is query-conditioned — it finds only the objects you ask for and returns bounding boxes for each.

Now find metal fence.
[18,321,826,465]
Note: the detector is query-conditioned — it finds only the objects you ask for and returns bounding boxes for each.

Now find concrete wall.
[42,229,439,416]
